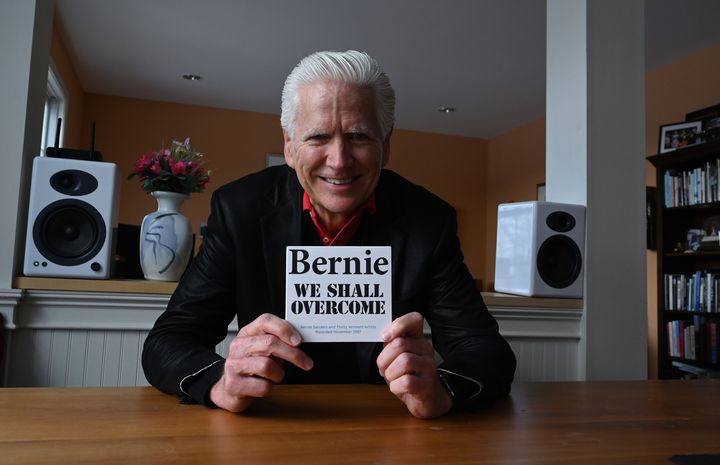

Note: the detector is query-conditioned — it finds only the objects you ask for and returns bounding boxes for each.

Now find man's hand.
[210,313,313,412]
[376,312,452,419]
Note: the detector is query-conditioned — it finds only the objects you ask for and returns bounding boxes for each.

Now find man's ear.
[283,130,295,168]
[381,128,392,167]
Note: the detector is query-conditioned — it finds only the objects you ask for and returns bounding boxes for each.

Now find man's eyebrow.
[346,126,373,135]
[300,128,327,140]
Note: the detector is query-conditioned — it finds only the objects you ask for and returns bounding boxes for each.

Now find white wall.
[0,0,53,291]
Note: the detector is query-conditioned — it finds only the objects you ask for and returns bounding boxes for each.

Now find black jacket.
[142,166,516,408]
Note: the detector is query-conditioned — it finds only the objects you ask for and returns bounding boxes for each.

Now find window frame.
[40,62,67,155]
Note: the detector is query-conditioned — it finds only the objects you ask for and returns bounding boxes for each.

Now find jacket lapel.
[353,174,408,381]
[260,169,303,317]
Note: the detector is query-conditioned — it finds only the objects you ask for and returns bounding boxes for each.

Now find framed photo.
[687,103,720,143]
[265,153,285,167]
[658,121,702,154]
[686,103,720,125]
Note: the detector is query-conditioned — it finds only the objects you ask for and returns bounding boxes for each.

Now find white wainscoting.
[493,305,583,381]
[1,289,582,387]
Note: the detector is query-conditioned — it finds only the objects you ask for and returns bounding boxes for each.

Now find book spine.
[712,322,718,365]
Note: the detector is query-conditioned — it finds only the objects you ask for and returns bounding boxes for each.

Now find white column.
[0,0,54,291]
[547,0,647,379]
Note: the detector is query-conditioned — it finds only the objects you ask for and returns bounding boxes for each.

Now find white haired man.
[143,50,516,419]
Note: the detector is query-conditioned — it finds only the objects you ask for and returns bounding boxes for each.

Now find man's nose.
[325,137,352,169]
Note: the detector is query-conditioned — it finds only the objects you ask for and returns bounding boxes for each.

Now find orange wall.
[79,94,490,280]
[388,130,488,278]
[483,118,546,291]
[80,94,284,237]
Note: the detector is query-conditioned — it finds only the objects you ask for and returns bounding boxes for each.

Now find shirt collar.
[302,192,376,246]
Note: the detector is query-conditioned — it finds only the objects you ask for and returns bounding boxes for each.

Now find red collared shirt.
[302,192,376,246]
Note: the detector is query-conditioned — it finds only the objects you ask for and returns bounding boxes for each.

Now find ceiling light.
[182,74,203,81]
[438,107,456,113]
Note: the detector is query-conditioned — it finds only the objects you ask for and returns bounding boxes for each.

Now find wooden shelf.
[481,292,583,310]
[12,277,582,310]
[664,310,720,317]
[670,357,719,371]
[647,139,720,168]
[13,276,177,294]
[665,250,720,257]
[664,203,720,213]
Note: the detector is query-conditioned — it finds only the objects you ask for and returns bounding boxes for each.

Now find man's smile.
[320,176,359,185]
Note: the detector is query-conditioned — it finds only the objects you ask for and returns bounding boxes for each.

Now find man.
[142,50,516,419]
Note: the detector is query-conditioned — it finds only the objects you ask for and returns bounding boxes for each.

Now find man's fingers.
[381,312,424,342]
[376,335,434,374]
[229,333,313,371]
[386,370,430,397]
[240,313,303,347]
[219,372,275,399]
[224,354,286,384]
[380,349,436,382]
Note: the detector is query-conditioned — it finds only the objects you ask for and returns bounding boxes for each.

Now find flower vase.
[139,191,193,281]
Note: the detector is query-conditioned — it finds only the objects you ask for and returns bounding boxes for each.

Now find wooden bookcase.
[649,139,720,378]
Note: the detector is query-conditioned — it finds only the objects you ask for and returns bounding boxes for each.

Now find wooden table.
[1,381,718,464]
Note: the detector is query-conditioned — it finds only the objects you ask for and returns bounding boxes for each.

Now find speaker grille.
[536,235,582,288]
[33,199,106,265]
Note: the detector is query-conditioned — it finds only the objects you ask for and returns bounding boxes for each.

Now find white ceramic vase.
[139,191,192,281]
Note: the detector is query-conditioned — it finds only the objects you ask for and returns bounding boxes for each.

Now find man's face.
[283,81,390,230]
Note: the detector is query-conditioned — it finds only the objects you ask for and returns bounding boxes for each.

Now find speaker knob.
[90,262,102,272]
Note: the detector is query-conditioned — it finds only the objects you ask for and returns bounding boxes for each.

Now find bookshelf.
[649,139,720,378]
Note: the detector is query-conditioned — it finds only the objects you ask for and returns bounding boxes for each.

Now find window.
[40,63,67,155]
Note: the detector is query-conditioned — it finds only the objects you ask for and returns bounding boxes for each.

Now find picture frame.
[265,153,285,167]
[686,103,720,143]
[658,121,702,154]
[685,103,720,125]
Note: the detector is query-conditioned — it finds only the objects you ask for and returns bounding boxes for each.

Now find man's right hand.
[209,313,313,412]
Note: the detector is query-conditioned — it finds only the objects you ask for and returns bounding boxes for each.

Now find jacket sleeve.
[424,206,516,409]
[141,189,238,405]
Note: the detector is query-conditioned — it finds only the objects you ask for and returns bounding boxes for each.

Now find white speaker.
[24,156,119,279]
[494,201,585,298]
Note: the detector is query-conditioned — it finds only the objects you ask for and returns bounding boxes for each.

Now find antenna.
[45,120,102,161]
[89,122,96,161]
[54,117,62,151]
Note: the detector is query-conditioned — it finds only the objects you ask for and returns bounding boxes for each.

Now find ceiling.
[55,0,720,139]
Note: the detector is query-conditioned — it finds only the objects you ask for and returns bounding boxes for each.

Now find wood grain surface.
[1,381,718,464]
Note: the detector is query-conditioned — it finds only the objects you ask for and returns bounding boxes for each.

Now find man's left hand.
[376,312,452,419]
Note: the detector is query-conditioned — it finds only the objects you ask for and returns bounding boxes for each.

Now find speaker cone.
[546,211,576,233]
[33,199,106,265]
[536,235,582,288]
